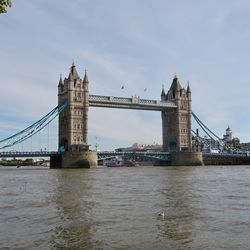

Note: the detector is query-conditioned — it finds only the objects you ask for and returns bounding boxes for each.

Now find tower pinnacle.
[187,81,191,93]
[68,62,80,80]
[170,75,182,92]
[161,85,165,97]
[58,74,63,87]
[83,69,89,83]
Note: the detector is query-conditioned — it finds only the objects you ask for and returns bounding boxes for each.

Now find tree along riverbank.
[0,158,48,166]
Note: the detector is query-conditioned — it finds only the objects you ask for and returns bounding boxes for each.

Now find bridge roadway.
[1,151,250,165]
[202,152,250,165]
[97,151,170,161]
[0,151,171,161]
[0,151,61,158]
[89,95,177,111]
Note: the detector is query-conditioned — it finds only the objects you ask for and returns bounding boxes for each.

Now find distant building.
[240,142,250,151]
[223,126,233,143]
[115,143,162,152]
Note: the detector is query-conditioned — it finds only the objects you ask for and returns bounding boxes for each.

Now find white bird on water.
[158,212,165,217]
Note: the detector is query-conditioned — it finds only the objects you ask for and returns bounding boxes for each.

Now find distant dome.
[224,126,233,142]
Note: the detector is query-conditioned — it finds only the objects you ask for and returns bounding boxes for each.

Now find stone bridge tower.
[54,63,97,168]
[161,76,192,152]
[58,63,89,151]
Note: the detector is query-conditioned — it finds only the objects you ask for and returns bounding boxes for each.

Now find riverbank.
[0,159,49,166]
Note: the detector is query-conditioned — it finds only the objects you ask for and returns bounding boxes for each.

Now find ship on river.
[104,158,137,167]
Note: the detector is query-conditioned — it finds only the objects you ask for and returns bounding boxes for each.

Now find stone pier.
[50,151,97,168]
[171,152,203,166]
[61,151,97,168]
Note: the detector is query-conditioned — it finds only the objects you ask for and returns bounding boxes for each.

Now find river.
[1,165,250,249]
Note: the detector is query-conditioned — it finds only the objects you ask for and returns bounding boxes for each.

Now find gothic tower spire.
[161,85,165,100]
[83,69,89,84]
[58,74,63,87]
[170,75,182,92]
[82,69,89,144]
[68,62,80,80]
[187,81,191,93]
[54,63,97,168]
[58,63,90,153]
[161,76,192,152]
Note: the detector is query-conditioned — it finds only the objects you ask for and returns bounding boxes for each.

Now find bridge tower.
[58,63,89,150]
[161,76,192,152]
[53,63,97,168]
[161,76,203,166]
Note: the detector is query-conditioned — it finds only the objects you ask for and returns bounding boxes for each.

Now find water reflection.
[156,167,197,248]
[49,169,94,249]
[1,166,250,249]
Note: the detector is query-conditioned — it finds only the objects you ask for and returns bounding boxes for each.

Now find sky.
[1,0,250,151]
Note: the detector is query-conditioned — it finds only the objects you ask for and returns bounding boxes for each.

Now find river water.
[1,165,250,249]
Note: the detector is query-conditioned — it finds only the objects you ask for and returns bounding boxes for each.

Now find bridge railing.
[97,151,171,160]
[0,151,61,158]
[203,152,250,158]
[89,95,177,110]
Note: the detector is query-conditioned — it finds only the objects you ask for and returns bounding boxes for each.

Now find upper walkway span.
[89,95,177,111]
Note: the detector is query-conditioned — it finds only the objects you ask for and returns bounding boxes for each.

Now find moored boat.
[105,159,137,167]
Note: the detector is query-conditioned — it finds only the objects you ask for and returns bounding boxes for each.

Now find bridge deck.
[0,151,170,160]
[89,95,177,111]
[0,151,61,158]
[2,151,250,165]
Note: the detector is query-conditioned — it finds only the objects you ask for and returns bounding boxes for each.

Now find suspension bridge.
[1,64,249,167]
[0,98,213,162]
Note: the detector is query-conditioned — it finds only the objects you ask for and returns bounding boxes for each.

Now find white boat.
[105,159,137,167]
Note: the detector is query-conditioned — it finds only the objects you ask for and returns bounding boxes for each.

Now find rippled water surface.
[1,165,250,249]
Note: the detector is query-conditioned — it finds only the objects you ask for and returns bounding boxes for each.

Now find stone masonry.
[58,63,89,152]
[161,76,192,152]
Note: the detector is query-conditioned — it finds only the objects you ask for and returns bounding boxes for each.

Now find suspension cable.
[192,114,216,141]
[192,112,222,141]
[0,105,59,144]
[192,112,224,146]
[0,102,68,150]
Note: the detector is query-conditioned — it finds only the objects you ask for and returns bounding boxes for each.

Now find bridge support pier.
[50,151,97,168]
[171,152,203,166]
[62,151,97,168]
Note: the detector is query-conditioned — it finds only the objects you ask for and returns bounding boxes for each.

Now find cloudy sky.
[1,0,250,151]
